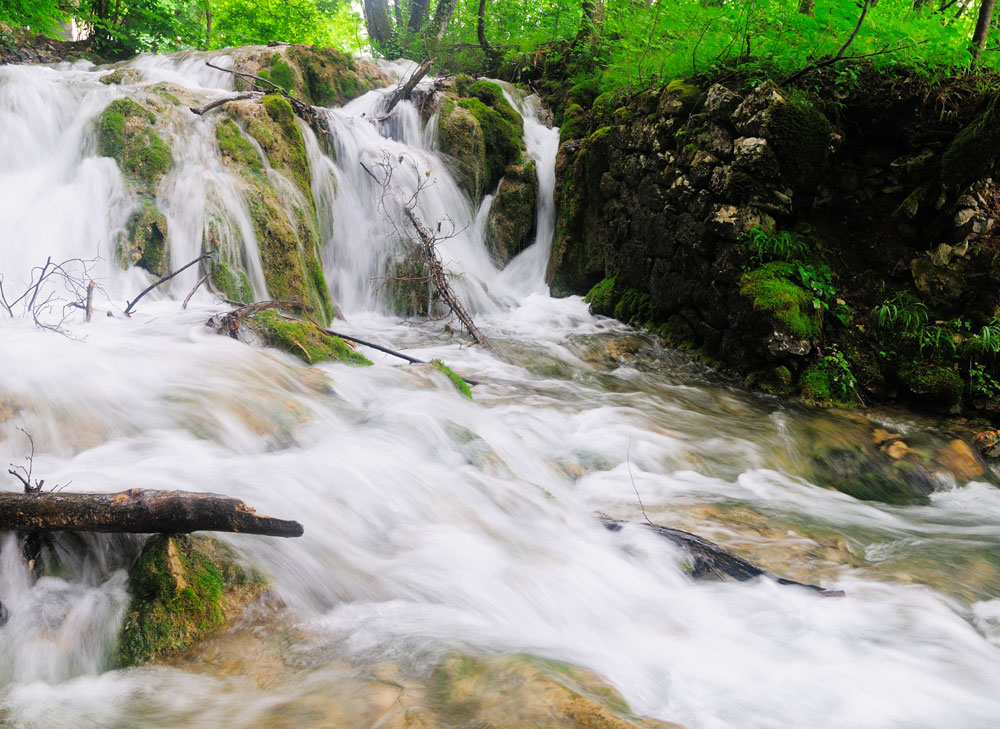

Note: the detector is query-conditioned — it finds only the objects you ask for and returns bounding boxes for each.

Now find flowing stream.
[1,52,1000,729]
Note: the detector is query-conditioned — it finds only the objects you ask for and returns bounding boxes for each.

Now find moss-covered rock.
[941,92,1000,191]
[432,359,472,399]
[459,96,522,192]
[96,98,172,193]
[739,263,822,341]
[211,260,253,304]
[899,362,964,412]
[560,102,589,142]
[120,200,168,275]
[764,98,832,187]
[214,104,333,320]
[250,309,371,365]
[215,117,262,170]
[485,159,537,265]
[747,365,794,396]
[584,276,618,315]
[115,535,266,667]
[467,80,523,133]
[438,96,488,200]
[808,445,938,505]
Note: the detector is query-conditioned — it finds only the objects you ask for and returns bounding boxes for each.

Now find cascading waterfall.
[1,50,1000,729]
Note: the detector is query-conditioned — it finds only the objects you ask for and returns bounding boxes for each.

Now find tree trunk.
[573,0,603,48]
[433,0,458,41]
[799,0,816,15]
[203,0,212,48]
[477,0,490,54]
[363,0,395,51]
[408,0,430,31]
[0,489,303,537]
[972,0,997,63]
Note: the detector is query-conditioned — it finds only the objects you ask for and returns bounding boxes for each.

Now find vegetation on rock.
[97,98,172,193]
[116,534,266,667]
[250,309,372,365]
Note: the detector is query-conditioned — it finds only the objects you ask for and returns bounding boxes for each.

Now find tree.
[971,0,997,63]
[362,0,394,49]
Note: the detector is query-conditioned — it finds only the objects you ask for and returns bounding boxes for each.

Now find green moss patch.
[432,359,473,399]
[286,45,373,107]
[740,263,822,340]
[211,260,253,303]
[765,98,833,188]
[584,276,617,315]
[899,362,963,411]
[438,97,487,199]
[468,80,523,133]
[215,118,262,171]
[115,535,266,667]
[121,200,168,275]
[458,96,522,192]
[97,98,172,192]
[251,309,371,365]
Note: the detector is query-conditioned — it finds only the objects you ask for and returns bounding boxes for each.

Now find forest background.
[4,0,1000,91]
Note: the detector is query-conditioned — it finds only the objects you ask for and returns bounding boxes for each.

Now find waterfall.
[1,51,1000,729]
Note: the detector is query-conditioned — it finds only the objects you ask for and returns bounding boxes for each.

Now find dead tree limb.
[381,58,434,118]
[190,91,262,116]
[182,274,209,309]
[402,206,492,350]
[0,489,304,537]
[125,252,211,317]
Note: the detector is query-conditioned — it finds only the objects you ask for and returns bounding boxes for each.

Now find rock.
[899,363,964,413]
[731,80,787,137]
[703,83,742,120]
[249,310,372,366]
[766,330,812,357]
[486,159,538,265]
[96,98,173,194]
[910,254,966,308]
[935,438,986,480]
[115,535,268,667]
[974,429,1000,460]
[120,200,168,276]
[880,439,911,460]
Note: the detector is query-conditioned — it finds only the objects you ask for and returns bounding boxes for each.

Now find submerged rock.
[116,534,267,667]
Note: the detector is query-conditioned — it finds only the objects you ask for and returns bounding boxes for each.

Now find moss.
[811,447,936,505]
[211,260,253,303]
[97,98,172,192]
[568,77,601,109]
[584,276,617,315]
[560,103,589,142]
[432,359,472,399]
[665,79,700,111]
[613,288,652,326]
[454,74,473,97]
[251,309,371,365]
[800,363,833,404]
[468,80,523,133]
[115,535,266,667]
[458,96,521,192]
[942,92,1000,191]
[485,159,537,264]
[260,57,296,92]
[765,99,832,188]
[899,362,964,411]
[386,252,434,315]
[747,365,794,396]
[215,118,262,170]
[739,263,822,340]
[120,200,168,275]
[591,91,617,124]
[286,45,372,107]
[255,94,312,205]
[99,68,127,85]
[893,185,927,220]
[438,97,487,199]
[216,104,332,320]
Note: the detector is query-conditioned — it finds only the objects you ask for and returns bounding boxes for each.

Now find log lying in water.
[601,518,845,597]
[0,489,303,538]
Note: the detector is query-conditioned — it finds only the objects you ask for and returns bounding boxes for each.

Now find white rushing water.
[1,51,1000,729]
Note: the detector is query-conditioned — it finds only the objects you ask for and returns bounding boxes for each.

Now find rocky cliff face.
[548,75,1000,420]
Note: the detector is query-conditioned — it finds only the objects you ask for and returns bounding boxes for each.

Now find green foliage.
[800,346,859,406]
[872,291,929,335]
[432,359,473,399]
[583,276,617,315]
[746,225,808,266]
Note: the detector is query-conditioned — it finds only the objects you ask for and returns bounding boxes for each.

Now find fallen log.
[0,489,303,538]
[379,58,434,118]
[601,518,844,597]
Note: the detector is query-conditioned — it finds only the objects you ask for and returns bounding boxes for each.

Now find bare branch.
[125,252,212,317]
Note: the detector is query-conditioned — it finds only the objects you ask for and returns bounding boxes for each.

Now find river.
[0,51,999,729]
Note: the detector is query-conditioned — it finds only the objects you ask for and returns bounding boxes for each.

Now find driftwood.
[0,488,303,537]
[380,58,434,118]
[125,252,211,317]
[601,518,844,597]
[189,91,262,116]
